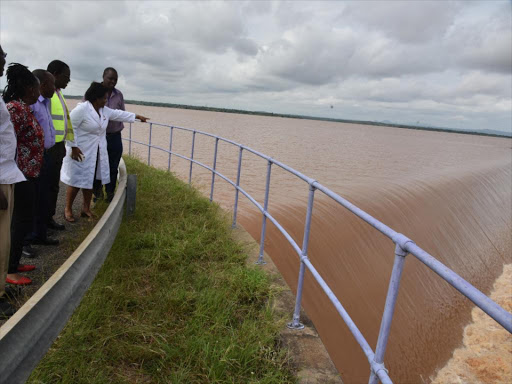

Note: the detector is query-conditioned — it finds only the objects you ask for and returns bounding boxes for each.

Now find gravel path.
[1,182,101,325]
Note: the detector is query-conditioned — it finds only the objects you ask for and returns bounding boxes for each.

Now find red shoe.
[17,264,36,272]
[6,276,32,285]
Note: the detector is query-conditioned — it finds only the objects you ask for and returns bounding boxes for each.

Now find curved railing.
[125,121,512,384]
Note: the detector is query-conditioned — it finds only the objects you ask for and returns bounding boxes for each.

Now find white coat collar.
[86,101,107,125]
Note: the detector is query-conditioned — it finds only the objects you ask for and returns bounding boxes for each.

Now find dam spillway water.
[67,99,511,382]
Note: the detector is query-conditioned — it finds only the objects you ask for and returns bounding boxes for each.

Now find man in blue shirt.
[29,69,59,246]
[93,67,126,203]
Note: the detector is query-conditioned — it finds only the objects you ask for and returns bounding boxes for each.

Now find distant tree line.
[65,95,511,138]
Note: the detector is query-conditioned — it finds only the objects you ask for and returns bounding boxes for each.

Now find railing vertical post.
[147,122,153,166]
[168,126,173,172]
[288,183,316,330]
[256,160,272,265]
[232,146,243,228]
[189,131,196,185]
[128,122,132,156]
[210,137,219,202]
[368,242,409,384]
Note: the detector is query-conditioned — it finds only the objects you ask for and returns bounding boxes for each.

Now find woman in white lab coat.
[61,82,148,221]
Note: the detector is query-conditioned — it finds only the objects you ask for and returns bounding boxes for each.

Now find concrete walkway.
[1,183,100,326]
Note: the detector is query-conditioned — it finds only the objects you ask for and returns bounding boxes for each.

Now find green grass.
[28,156,295,384]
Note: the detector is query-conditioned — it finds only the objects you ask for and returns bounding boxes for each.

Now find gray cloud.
[232,37,259,56]
[446,3,512,74]
[0,0,510,133]
[257,26,357,85]
[342,1,461,43]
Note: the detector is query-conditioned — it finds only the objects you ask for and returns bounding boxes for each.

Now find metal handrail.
[125,121,512,384]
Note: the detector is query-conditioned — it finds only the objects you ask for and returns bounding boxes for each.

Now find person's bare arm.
[135,114,149,122]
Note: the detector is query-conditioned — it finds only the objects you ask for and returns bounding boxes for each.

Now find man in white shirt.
[0,45,26,318]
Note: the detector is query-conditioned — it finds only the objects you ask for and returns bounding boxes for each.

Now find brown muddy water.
[69,99,512,383]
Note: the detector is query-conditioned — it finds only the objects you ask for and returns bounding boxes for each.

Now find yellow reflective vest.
[50,90,74,143]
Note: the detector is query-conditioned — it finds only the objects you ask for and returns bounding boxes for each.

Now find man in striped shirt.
[93,67,126,203]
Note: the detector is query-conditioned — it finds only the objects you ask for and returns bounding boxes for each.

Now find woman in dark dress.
[3,63,43,285]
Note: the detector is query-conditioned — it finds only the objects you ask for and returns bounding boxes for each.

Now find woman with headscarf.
[3,63,43,285]
[60,81,148,221]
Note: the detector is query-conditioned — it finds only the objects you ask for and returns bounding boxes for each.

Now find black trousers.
[46,141,66,219]
[9,178,37,273]
[94,132,123,198]
[27,152,52,241]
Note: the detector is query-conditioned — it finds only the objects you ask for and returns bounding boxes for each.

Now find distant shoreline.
[65,95,511,139]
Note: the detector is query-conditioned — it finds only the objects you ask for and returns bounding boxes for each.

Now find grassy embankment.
[29,156,295,383]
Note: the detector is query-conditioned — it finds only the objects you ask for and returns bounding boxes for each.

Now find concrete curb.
[0,159,128,384]
[232,225,343,384]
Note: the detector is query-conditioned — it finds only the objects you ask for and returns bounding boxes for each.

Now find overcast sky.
[1,0,511,133]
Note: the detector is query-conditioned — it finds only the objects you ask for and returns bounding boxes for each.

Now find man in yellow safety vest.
[46,60,74,231]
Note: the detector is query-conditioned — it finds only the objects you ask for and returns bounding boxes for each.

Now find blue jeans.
[94,132,123,199]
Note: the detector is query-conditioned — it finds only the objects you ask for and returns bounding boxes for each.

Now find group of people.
[0,44,148,318]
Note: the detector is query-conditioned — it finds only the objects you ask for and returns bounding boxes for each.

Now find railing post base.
[255,257,267,265]
[287,321,305,330]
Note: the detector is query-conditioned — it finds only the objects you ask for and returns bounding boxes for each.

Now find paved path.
[1,182,101,326]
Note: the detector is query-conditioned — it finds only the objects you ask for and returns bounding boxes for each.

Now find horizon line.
[65,95,512,139]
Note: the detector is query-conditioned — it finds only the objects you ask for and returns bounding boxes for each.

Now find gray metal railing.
[125,121,512,384]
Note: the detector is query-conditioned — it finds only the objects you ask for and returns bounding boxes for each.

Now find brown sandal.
[64,213,75,223]
[80,211,97,219]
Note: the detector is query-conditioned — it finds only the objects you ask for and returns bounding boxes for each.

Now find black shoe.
[32,237,60,246]
[0,298,15,319]
[106,193,114,203]
[22,244,38,258]
[48,218,65,231]
[93,189,104,203]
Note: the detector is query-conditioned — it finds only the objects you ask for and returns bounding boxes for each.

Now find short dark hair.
[103,67,118,76]
[32,69,51,83]
[84,81,108,103]
[47,60,69,75]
